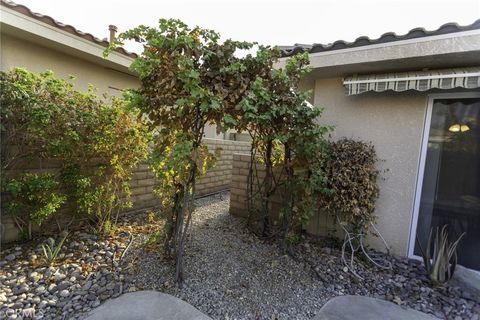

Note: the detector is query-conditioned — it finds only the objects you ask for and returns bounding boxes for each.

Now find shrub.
[107,19,260,285]
[4,173,66,239]
[1,68,149,234]
[58,96,150,232]
[237,50,332,245]
[320,138,380,233]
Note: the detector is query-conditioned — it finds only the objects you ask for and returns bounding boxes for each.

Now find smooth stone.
[35,286,46,294]
[48,283,57,293]
[5,254,16,261]
[13,285,28,295]
[87,294,97,301]
[57,282,70,291]
[59,290,70,298]
[82,281,93,291]
[105,283,115,291]
[313,295,440,320]
[54,273,66,282]
[91,300,101,308]
[84,291,212,320]
[29,272,42,282]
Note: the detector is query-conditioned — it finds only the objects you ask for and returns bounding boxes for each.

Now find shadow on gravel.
[122,192,480,320]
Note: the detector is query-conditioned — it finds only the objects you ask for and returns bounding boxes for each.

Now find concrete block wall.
[197,139,251,196]
[129,163,159,212]
[229,153,338,237]
[125,138,251,212]
[229,154,285,219]
[229,154,251,218]
[1,138,251,242]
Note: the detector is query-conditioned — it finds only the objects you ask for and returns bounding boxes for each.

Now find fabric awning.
[343,67,480,96]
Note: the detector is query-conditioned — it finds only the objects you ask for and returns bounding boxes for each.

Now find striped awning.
[344,67,480,96]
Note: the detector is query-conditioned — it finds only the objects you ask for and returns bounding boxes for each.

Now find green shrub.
[106,19,256,284]
[58,96,150,231]
[1,68,150,234]
[5,173,66,238]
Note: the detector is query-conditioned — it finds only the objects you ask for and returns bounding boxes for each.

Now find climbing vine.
[106,18,383,283]
[234,49,332,251]
[106,19,261,285]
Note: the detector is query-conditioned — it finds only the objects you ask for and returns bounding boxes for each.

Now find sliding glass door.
[414,96,480,270]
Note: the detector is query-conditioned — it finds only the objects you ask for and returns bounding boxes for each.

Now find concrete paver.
[313,295,440,320]
[84,290,212,320]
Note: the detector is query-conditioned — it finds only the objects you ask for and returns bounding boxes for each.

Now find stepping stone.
[84,290,212,320]
[313,295,439,320]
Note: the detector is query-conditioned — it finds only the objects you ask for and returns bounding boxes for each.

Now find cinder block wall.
[0,138,251,242]
[229,153,339,236]
[197,139,251,196]
[229,154,285,219]
[229,154,251,217]
[127,139,250,211]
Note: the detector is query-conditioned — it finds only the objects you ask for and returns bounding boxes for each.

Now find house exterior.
[276,20,480,270]
[0,1,251,243]
[0,0,138,95]
[0,0,229,139]
[2,1,479,270]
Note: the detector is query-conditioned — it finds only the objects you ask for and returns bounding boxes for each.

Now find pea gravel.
[1,192,478,320]
[122,192,480,320]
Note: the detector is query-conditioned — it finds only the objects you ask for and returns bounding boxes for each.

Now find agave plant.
[416,225,465,285]
[41,233,68,266]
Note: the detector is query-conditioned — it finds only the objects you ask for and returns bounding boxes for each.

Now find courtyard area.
[1,193,478,320]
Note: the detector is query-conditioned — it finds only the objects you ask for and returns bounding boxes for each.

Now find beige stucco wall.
[312,77,428,256]
[0,34,139,95]
[0,34,226,139]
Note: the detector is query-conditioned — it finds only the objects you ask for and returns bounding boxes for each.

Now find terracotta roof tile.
[278,19,480,57]
[0,0,137,59]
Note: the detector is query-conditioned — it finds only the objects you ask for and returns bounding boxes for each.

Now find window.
[411,95,480,270]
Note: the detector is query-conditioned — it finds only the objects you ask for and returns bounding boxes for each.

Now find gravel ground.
[1,192,479,320]
[124,193,480,320]
[0,231,132,319]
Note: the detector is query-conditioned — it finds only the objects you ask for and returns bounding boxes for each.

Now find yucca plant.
[41,233,68,266]
[416,225,465,285]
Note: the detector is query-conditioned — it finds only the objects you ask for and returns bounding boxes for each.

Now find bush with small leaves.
[106,19,261,285]
[1,68,150,234]
[320,138,380,233]
[5,173,66,239]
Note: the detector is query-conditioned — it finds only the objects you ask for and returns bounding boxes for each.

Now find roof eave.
[0,3,136,76]
[276,30,480,79]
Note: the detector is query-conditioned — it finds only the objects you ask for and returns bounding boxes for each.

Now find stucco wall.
[228,78,427,256]
[0,34,139,95]
[1,34,227,139]
[313,77,428,256]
